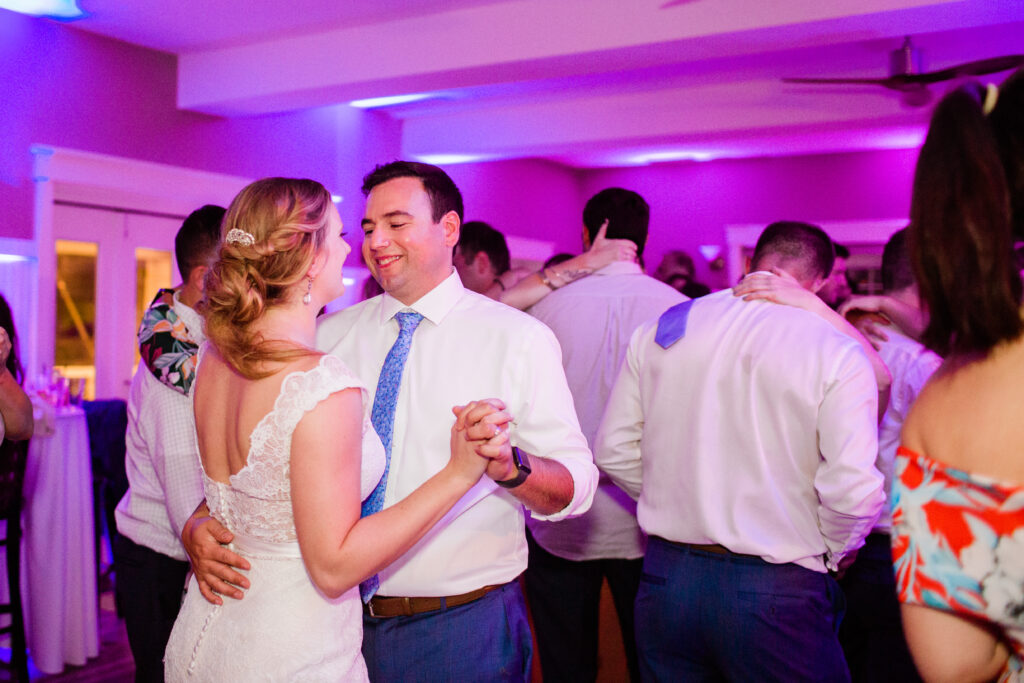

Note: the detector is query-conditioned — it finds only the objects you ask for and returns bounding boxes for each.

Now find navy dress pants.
[635,537,850,682]
[361,581,532,682]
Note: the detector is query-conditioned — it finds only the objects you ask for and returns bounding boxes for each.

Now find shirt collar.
[377,269,464,327]
[172,290,206,344]
[593,261,643,277]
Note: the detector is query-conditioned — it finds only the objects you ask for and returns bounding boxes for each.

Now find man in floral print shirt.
[137,288,201,395]
[113,205,224,682]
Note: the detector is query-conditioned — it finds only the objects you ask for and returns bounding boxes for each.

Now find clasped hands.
[450,399,517,483]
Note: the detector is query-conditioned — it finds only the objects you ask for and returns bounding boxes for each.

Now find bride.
[164,177,504,680]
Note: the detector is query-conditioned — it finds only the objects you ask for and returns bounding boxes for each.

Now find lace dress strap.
[229,354,369,505]
[270,354,369,432]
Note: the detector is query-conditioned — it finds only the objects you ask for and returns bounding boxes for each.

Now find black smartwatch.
[496,447,531,489]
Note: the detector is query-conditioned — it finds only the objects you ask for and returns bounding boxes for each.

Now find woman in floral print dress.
[892,71,1024,682]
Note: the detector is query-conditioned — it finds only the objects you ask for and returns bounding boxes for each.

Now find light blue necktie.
[360,310,424,602]
[655,299,695,349]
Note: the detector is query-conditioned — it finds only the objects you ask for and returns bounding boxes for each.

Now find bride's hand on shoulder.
[450,399,512,484]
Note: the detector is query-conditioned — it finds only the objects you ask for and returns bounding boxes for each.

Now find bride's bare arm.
[290,389,498,599]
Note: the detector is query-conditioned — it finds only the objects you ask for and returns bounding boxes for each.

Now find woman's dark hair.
[0,294,23,384]
[990,70,1024,241]
[910,80,1022,357]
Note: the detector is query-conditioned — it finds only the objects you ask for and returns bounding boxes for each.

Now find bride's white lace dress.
[165,354,385,681]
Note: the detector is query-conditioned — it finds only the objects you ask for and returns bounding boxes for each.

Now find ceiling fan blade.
[908,55,1024,84]
[783,75,925,93]
[783,76,894,86]
[783,54,1024,95]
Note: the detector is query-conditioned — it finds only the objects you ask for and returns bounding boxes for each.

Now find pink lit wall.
[577,149,919,288]
[442,150,918,288]
[0,11,402,241]
[445,159,585,256]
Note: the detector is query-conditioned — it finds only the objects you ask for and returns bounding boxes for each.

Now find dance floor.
[1,579,628,681]
[23,591,133,683]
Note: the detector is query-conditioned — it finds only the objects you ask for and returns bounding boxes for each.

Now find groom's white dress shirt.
[316,271,598,597]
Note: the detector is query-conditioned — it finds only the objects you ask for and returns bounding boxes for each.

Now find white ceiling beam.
[399,77,930,160]
[177,0,990,116]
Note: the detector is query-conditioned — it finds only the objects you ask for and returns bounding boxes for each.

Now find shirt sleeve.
[510,321,598,522]
[815,344,885,571]
[593,325,647,501]
[904,349,942,400]
[145,384,206,538]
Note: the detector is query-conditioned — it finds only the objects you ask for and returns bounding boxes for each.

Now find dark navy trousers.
[635,536,850,682]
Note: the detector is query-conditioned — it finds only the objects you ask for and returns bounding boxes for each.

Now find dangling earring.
[302,277,313,305]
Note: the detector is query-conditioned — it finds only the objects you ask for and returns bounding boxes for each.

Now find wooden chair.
[0,438,30,682]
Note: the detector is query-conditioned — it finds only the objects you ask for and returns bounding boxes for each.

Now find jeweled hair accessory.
[225,228,256,247]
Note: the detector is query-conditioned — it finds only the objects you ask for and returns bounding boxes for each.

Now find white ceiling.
[68,0,1024,167]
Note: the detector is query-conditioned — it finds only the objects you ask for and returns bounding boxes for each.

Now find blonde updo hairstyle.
[203,177,331,379]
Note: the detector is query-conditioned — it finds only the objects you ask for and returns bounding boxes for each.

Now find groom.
[183,161,598,680]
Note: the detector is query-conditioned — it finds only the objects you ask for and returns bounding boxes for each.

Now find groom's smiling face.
[361,176,459,306]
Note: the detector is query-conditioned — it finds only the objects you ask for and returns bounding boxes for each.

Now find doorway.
[31,145,252,399]
[53,204,180,399]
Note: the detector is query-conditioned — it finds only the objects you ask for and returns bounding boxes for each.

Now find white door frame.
[31,145,252,389]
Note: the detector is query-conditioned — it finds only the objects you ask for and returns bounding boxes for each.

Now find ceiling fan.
[783,37,1024,107]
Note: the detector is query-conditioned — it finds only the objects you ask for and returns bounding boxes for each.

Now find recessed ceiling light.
[0,0,86,19]
[413,154,483,166]
[349,93,434,109]
[630,150,715,165]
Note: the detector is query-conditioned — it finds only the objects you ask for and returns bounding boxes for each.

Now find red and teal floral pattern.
[137,289,200,396]
[892,446,1024,681]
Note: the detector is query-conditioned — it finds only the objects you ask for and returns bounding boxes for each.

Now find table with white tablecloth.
[20,403,99,675]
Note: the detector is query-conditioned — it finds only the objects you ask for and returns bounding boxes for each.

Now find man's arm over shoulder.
[593,324,649,500]
[815,342,885,571]
[503,317,598,521]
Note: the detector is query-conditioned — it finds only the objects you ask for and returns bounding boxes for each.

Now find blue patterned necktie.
[360,310,424,602]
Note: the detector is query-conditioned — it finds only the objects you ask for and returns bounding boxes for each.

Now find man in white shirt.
[525,188,684,682]
[838,228,937,682]
[184,162,598,681]
[596,221,884,681]
[113,205,224,682]
[453,220,513,298]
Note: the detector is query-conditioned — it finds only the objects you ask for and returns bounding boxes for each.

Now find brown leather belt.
[656,537,759,559]
[364,584,502,618]
[685,542,732,554]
